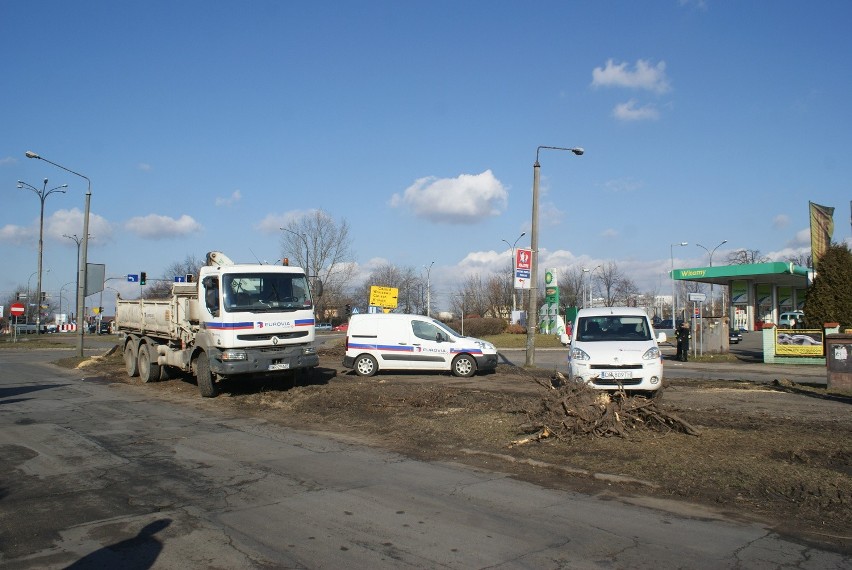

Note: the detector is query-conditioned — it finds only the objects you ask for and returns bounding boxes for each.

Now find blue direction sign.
[127,274,139,283]
[174,276,185,282]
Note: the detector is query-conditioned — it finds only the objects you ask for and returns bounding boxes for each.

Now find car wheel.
[354,354,378,377]
[137,343,161,384]
[452,354,476,378]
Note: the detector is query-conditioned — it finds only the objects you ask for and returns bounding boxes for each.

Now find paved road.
[0,347,845,568]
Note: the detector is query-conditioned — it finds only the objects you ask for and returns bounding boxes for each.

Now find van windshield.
[575,315,652,342]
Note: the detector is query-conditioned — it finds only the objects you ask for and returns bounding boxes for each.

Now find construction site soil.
[77,342,852,555]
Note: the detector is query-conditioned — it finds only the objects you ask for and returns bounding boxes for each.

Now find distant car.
[315,322,332,331]
[333,323,349,332]
[778,311,804,328]
[729,330,743,344]
[657,319,673,329]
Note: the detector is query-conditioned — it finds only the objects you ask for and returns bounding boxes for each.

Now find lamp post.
[17,179,67,336]
[27,151,91,357]
[424,261,434,317]
[280,227,310,278]
[502,232,525,313]
[582,265,601,309]
[26,270,38,325]
[59,281,75,324]
[696,239,727,315]
[63,234,88,326]
[670,242,688,325]
[527,145,583,367]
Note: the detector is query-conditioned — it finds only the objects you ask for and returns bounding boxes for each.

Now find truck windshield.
[222,273,312,313]
[575,316,651,342]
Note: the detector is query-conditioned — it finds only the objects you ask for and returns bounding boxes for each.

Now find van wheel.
[124,342,139,377]
[452,354,476,378]
[354,354,378,377]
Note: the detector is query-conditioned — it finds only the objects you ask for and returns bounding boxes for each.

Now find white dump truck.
[116,251,321,397]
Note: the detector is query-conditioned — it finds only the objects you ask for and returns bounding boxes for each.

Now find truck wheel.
[354,354,378,377]
[452,354,476,378]
[124,343,139,377]
[138,344,161,384]
[195,356,217,397]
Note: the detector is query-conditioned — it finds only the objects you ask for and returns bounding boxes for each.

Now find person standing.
[675,321,692,362]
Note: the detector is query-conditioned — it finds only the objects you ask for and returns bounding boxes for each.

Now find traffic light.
[345,304,352,316]
[140,271,147,285]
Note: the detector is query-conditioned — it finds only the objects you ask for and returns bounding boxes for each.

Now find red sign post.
[10,302,25,316]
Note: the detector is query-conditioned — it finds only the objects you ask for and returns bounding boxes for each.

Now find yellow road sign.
[369,285,399,308]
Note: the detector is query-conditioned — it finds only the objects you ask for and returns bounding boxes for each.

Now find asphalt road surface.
[0,347,844,568]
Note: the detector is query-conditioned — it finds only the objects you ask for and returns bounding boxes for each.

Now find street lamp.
[27,151,91,357]
[424,261,434,317]
[280,227,310,278]
[696,239,728,315]
[501,232,525,313]
[63,233,89,326]
[527,145,583,367]
[59,281,75,324]
[582,265,601,309]
[670,242,688,325]
[18,178,67,336]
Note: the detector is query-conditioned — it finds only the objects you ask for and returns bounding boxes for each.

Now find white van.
[778,311,804,328]
[343,313,498,377]
[567,307,666,396]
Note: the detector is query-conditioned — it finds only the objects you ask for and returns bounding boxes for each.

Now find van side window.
[412,320,444,342]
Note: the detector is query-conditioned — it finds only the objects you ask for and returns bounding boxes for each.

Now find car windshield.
[575,315,652,342]
[223,273,312,313]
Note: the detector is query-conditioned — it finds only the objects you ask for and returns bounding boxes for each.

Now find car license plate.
[600,370,631,379]
[268,363,290,371]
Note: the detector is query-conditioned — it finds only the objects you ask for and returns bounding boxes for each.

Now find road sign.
[688,292,706,302]
[369,285,399,308]
[10,302,25,316]
[174,276,185,282]
[127,274,139,283]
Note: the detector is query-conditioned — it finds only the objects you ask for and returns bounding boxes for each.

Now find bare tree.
[786,253,812,267]
[358,263,421,313]
[281,210,355,320]
[557,267,584,309]
[726,249,769,265]
[451,274,490,318]
[143,254,206,299]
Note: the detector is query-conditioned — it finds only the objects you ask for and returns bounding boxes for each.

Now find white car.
[778,311,804,328]
[567,307,666,396]
[315,322,332,331]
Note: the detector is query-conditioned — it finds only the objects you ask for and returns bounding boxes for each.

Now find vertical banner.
[514,248,531,290]
[809,201,834,267]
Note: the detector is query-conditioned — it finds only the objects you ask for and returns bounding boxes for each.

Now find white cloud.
[0,208,113,246]
[592,59,671,94]
[773,214,790,229]
[215,190,242,207]
[137,163,152,171]
[600,178,643,193]
[601,228,619,239]
[390,170,508,224]
[0,156,17,167]
[124,214,202,239]
[612,100,660,121]
[255,209,315,234]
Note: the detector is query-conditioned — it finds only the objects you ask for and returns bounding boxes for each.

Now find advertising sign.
[514,248,531,290]
[775,329,825,357]
[731,280,748,304]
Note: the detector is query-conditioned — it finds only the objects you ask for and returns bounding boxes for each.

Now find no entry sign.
[10,302,25,316]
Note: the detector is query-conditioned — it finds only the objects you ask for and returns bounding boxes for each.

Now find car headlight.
[569,347,590,361]
[303,346,316,355]
[221,349,247,361]
[643,347,661,360]
[475,340,495,350]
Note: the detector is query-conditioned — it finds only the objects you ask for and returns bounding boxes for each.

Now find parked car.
[342,313,497,377]
[778,311,804,328]
[315,322,332,331]
[333,323,349,332]
[729,329,743,344]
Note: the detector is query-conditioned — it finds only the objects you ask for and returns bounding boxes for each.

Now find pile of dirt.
[78,346,852,554]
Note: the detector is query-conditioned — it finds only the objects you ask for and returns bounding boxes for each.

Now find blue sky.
[2,0,851,315]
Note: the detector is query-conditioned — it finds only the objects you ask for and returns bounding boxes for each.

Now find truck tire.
[195,355,217,398]
[124,342,139,377]
[354,354,378,377]
[138,343,161,384]
[452,354,476,378]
